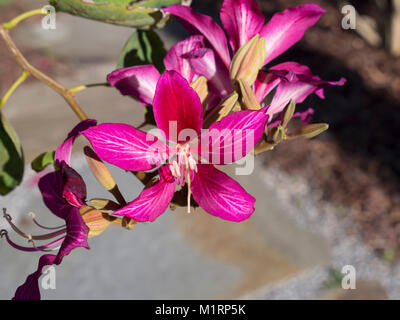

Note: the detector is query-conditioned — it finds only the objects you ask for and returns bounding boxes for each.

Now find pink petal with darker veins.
[191,164,255,222]
[153,71,203,143]
[113,167,176,222]
[220,0,265,52]
[197,109,268,164]
[260,4,325,65]
[82,123,168,172]
[54,119,97,166]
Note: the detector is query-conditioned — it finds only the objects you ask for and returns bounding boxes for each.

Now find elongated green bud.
[230,34,266,85]
[281,99,296,128]
[190,76,208,112]
[237,79,261,110]
[289,123,329,139]
[84,146,117,191]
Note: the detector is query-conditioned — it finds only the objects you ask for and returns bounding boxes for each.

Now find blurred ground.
[0,0,400,299]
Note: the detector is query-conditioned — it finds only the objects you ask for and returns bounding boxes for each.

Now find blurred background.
[0,0,400,299]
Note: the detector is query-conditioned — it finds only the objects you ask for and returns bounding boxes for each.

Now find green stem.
[0,71,28,109]
[69,83,110,94]
[2,8,48,30]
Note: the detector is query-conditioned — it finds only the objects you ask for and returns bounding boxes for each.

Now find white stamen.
[172,160,180,177]
[188,156,197,172]
[169,144,197,212]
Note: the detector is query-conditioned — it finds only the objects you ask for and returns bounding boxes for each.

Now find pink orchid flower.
[108,1,345,120]
[82,71,268,223]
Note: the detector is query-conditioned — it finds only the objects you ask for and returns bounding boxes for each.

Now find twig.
[0,25,88,121]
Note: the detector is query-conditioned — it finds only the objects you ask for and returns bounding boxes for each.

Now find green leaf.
[0,112,24,195]
[49,0,184,29]
[31,151,55,173]
[117,29,166,72]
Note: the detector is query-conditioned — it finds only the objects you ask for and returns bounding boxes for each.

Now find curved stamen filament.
[3,209,66,240]
[29,212,65,230]
[187,170,191,214]
[29,238,61,252]
[0,230,64,252]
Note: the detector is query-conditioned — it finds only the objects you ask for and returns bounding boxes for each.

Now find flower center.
[169,144,198,213]
[169,144,197,182]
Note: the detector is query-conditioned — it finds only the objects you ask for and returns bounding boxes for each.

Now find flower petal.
[61,162,87,208]
[268,72,346,116]
[38,171,68,219]
[164,35,205,83]
[220,0,265,52]
[254,62,314,103]
[191,165,255,222]
[38,169,90,265]
[198,109,268,164]
[82,123,168,171]
[113,168,176,222]
[107,65,160,106]
[54,206,89,264]
[153,71,203,143]
[260,4,325,65]
[54,119,97,166]
[294,108,315,124]
[164,4,231,68]
[185,48,232,102]
[268,78,316,116]
[254,70,280,104]
[13,254,56,300]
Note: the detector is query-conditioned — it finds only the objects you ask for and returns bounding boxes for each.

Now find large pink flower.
[108,1,345,118]
[83,71,268,222]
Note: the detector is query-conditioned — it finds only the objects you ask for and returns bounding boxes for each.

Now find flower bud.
[217,92,239,121]
[289,123,329,139]
[281,99,296,128]
[190,76,208,111]
[80,206,111,238]
[230,34,266,85]
[84,146,116,191]
[237,79,261,110]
